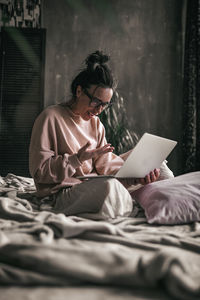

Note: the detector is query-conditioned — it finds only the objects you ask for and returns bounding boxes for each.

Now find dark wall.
[42,0,186,175]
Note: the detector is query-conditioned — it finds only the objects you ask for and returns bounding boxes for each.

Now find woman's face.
[72,85,113,121]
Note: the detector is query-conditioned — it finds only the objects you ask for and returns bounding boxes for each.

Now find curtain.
[182,0,200,173]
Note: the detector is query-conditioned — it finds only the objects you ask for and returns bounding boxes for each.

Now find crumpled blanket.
[0,173,36,191]
[0,174,200,300]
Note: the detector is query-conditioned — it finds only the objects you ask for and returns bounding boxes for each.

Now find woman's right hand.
[77,141,114,163]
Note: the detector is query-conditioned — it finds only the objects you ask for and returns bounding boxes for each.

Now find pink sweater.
[29,104,124,197]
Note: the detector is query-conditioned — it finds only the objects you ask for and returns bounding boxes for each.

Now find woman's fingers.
[80,141,91,152]
[95,144,114,155]
[77,142,91,162]
[150,171,156,182]
[136,168,161,185]
[145,169,160,183]
[145,174,151,184]
[154,168,160,178]
[77,142,114,163]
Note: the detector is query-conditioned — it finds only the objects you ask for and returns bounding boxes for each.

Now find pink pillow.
[132,172,200,224]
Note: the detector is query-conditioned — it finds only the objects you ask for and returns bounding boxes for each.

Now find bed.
[0,172,200,300]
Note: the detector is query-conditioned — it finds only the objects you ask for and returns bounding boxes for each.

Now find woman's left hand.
[135,168,160,185]
[118,168,160,188]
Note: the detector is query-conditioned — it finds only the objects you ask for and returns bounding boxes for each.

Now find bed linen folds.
[0,174,200,300]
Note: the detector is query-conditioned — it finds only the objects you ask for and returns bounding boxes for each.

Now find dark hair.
[71,50,116,99]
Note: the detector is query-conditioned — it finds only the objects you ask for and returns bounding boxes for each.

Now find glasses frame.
[83,88,112,109]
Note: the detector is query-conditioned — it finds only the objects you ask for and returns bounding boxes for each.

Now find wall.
[42,0,186,175]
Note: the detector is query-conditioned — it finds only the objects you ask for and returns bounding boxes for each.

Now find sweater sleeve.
[29,109,81,185]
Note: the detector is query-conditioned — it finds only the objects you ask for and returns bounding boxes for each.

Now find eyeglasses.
[83,89,112,109]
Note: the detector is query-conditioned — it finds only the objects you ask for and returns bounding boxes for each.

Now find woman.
[29,50,173,219]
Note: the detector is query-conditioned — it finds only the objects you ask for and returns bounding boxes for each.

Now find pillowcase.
[132,171,200,224]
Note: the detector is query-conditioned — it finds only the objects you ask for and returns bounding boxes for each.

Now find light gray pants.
[52,161,174,220]
[53,178,133,220]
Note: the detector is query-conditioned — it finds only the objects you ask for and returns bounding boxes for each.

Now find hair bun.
[85,50,109,70]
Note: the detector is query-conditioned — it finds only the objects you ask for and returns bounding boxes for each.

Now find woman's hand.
[118,168,160,188]
[136,168,160,185]
[77,141,114,163]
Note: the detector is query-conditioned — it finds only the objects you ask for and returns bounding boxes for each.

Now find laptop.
[77,132,177,179]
